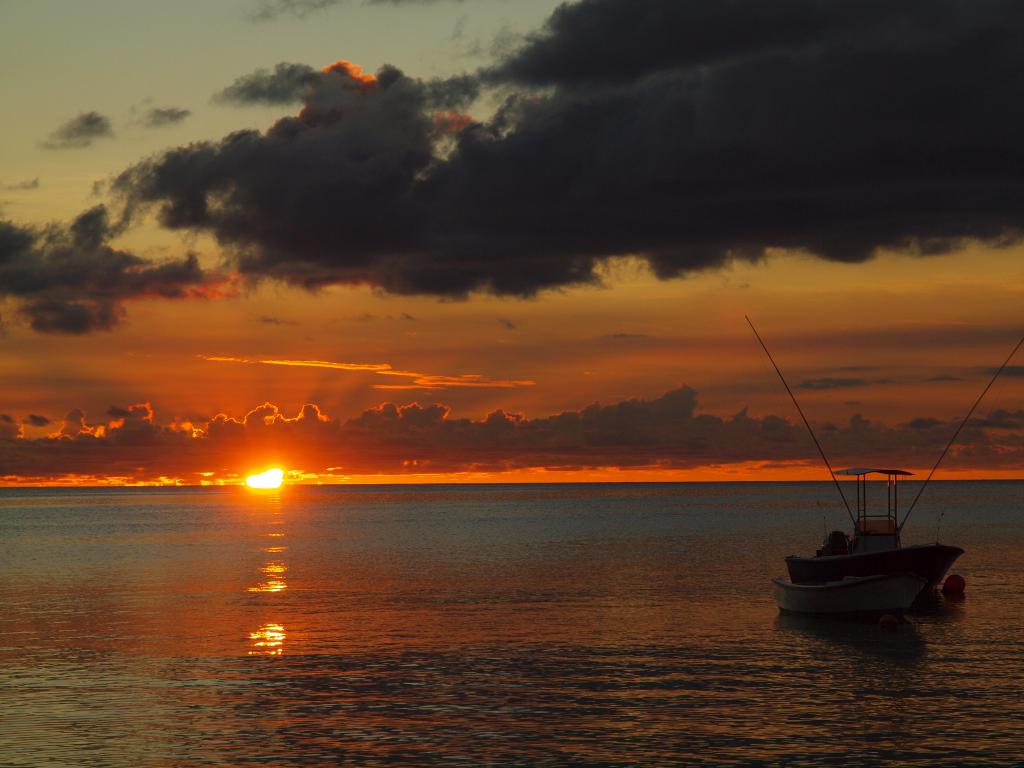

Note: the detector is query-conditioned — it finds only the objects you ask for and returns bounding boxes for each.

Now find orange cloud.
[372,375,535,390]
[2,387,1022,485]
[321,60,378,91]
[199,355,535,390]
[199,355,391,372]
[433,110,475,136]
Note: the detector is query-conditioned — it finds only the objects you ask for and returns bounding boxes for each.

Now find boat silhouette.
[784,468,963,591]
[747,317,1022,617]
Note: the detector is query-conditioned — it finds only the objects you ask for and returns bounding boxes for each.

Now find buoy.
[943,574,966,594]
[878,614,900,631]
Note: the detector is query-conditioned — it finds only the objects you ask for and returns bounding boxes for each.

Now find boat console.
[836,468,908,553]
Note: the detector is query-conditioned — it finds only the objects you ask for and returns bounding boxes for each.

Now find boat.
[773,573,928,617]
[784,468,963,593]
[746,316,1022,618]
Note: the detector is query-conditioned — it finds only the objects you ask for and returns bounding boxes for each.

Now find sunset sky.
[1,0,1021,484]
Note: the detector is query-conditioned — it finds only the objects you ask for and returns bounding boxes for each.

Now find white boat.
[772,573,928,617]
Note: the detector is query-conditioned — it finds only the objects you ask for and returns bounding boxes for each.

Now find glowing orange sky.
[1,3,1022,484]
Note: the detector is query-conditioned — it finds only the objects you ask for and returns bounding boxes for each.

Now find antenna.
[746,316,855,526]
[899,332,1024,532]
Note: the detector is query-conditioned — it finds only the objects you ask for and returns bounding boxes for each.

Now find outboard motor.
[820,530,850,556]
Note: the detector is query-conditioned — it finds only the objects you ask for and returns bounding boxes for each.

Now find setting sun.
[245,468,285,490]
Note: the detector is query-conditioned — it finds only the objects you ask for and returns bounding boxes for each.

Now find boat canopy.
[835,468,911,546]
[836,468,913,476]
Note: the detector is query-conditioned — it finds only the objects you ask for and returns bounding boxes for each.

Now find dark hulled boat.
[746,316,1021,617]
[784,469,963,589]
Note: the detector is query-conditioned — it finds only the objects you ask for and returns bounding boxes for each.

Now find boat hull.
[785,543,963,588]
[773,574,928,617]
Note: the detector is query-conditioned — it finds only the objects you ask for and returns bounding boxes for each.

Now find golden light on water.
[245,468,284,489]
[248,623,286,655]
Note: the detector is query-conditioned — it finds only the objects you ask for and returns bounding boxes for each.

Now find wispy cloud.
[247,0,457,22]
[797,378,870,391]
[200,355,535,389]
[373,373,535,390]
[200,355,390,372]
[141,107,191,128]
[258,315,298,326]
[42,112,114,150]
[1,178,40,191]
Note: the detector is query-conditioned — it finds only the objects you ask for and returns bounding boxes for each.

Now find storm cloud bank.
[2,387,1021,483]
[6,0,1024,332]
[111,0,1024,298]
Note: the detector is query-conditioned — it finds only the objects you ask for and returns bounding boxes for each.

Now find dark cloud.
[798,378,869,391]
[2,387,1021,483]
[213,63,321,105]
[259,315,297,325]
[142,107,191,127]
[42,112,114,149]
[997,366,1024,377]
[0,206,225,334]
[26,414,51,427]
[905,417,944,430]
[490,0,962,88]
[0,414,19,440]
[970,409,1024,430]
[249,0,460,22]
[109,0,1024,298]
[602,333,654,342]
[1,178,40,191]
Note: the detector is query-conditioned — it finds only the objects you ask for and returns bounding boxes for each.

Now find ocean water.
[0,481,1022,767]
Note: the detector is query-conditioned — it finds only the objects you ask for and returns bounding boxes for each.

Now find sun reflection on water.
[248,623,286,655]
[246,489,290,651]
[247,580,287,593]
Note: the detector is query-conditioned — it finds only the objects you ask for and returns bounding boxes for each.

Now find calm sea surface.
[1,481,1022,767]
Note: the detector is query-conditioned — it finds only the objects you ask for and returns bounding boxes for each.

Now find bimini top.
[836,468,913,476]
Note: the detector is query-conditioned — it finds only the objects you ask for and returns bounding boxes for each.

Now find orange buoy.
[943,574,966,594]
[879,614,900,631]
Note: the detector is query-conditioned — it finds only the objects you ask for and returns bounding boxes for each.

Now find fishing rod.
[899,332,1024,532]
[746,316,856,527]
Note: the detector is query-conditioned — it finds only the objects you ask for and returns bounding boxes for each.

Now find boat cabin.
[834,468,911,554]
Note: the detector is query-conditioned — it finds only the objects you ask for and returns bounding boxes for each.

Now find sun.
[245,468,285,489]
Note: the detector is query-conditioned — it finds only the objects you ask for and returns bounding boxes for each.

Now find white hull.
[773,573,928,616]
